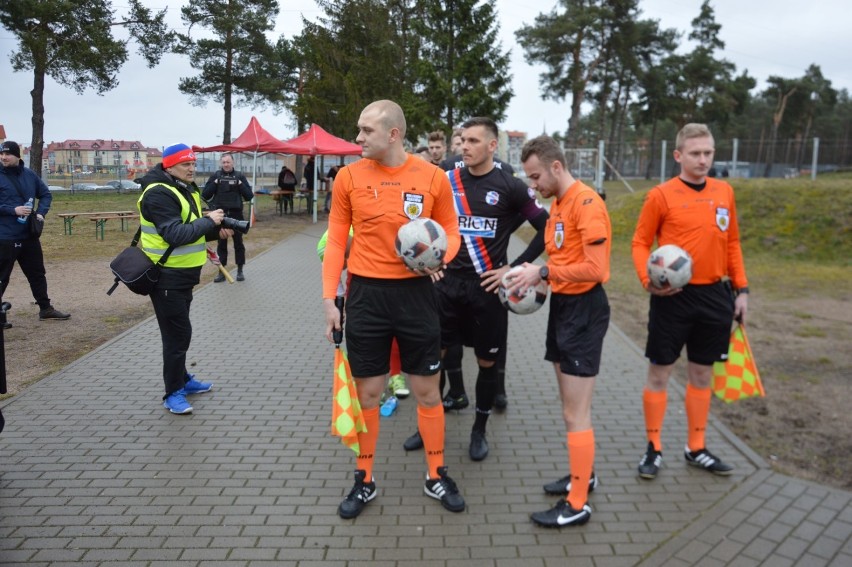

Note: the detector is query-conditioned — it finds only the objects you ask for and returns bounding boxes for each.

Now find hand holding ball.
[647,244,693,289]
[395,218,448,272]
[498,266,548,315]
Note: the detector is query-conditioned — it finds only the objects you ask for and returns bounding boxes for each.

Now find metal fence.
[564,138,851,184]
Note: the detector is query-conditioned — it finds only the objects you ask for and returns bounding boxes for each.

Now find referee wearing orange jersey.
[510,135,611,527]
[632,123,749,481]
[322,100,465,519]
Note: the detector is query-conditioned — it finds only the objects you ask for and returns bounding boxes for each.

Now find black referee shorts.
[436,271,507,362]
[645,281,735,366]
[345,275,443,378]
[545,284,610,377]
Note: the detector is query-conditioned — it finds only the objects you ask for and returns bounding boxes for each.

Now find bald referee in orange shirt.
[509,135,611,527]
[322,100,465,519]
[632,123,749,481]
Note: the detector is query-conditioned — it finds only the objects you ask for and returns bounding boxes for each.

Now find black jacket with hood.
[138,164,221,289]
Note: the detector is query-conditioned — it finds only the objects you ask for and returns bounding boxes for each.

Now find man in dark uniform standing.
[404,117,548,461]
[202,154,253,281]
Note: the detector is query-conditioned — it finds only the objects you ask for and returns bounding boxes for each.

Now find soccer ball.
[647,244,693,289]
[498,266,548,315]
[395,218,448,271]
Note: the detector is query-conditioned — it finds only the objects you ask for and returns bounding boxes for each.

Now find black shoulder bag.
[107,226,176,296]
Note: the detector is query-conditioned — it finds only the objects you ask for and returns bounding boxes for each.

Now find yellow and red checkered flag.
[332,347,367,454]
[713,324,765,403]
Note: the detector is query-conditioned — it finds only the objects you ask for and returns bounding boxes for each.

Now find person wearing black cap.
[0,140,71,329]
[138,143,233,414]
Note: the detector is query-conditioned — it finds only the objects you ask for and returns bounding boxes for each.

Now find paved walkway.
[1,223,850,566]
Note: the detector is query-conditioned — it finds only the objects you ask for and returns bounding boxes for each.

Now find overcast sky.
[1,0,849,150]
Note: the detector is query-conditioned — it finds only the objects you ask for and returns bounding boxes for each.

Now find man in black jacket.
[138,143,232,414]
[0,140,70,329]
[202,154,253,281]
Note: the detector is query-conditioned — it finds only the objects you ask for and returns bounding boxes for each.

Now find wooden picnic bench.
[255,190,296,216]
[88,213,140,240]
[56,211,136,236]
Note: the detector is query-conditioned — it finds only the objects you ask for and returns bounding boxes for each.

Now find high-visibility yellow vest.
[137,183,207,268]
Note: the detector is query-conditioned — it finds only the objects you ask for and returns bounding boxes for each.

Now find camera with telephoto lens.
[220,216,250,234]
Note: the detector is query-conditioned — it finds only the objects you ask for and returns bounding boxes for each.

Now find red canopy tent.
[278,123,362,156]
[192,116,292,154]
[193,116,296,224]
[279,124,362,222]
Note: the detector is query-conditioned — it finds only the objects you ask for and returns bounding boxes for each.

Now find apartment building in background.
[44,139,162,177]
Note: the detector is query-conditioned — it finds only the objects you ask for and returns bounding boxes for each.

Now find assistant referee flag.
[332,348,367,454]
[713,324,765,403]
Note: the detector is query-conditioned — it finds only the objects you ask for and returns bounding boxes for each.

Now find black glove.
[332,295,345,345]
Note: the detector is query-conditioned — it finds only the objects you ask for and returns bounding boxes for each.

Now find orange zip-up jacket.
[322,155,461,299]
[545,181,611,295]
[631,176,748,290]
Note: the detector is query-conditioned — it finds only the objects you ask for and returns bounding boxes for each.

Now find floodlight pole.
[811,137,820,181]
[732,138,739,178]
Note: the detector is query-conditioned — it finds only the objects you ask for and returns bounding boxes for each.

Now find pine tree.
[0,0,174,173]
[516,0,622,146]
[294,0,425,142]
[179,0,299,143]
[413,0,513,132]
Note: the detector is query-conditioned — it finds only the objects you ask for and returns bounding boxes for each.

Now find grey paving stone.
[1,229,850,567]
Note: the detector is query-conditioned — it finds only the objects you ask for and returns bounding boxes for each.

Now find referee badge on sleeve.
[716,207,730,231]
[554,222,565,249]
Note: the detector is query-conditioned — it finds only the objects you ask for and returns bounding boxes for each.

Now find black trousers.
[150,287,193,397]
[217,208,246,267]
[0,238,52,309]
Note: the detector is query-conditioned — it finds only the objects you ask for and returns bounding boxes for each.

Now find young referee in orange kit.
[632,123,749,480]
[509,135,612,527]
[322,100,465,519]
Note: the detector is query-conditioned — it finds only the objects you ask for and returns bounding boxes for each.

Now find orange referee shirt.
[631,176,748,289]
[545,181,611,295]
[322,155,461,299]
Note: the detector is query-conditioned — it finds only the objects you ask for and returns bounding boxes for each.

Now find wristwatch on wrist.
[736,286,749,295]
[539,265,550,281]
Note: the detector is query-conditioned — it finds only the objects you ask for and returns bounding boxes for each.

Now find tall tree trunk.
[764,87,796,177]
[223,14,234,144]
[645,118,658,180]
[614,82,631,176]
[796,115,813,170]
[567,84,584,147]
[29,66,46,177]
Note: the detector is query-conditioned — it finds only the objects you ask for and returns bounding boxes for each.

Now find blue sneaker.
[184,374,212,395]
[163,389,193,414]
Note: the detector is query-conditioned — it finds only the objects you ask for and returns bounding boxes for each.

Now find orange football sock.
[685,383,712,452]
[389,338,401,376]
[643,388,667,452]
[355,406,380,481]
[566,429,595,510]
[418,404,445,479]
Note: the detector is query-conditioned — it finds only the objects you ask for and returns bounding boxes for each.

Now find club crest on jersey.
[403,192,424,219]
[716,207,730,231]
[485,191,499,205]
[554,222,565,249]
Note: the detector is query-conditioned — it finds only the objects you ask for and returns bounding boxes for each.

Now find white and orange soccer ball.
[395,218,448,271]
[647,244,693,289]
